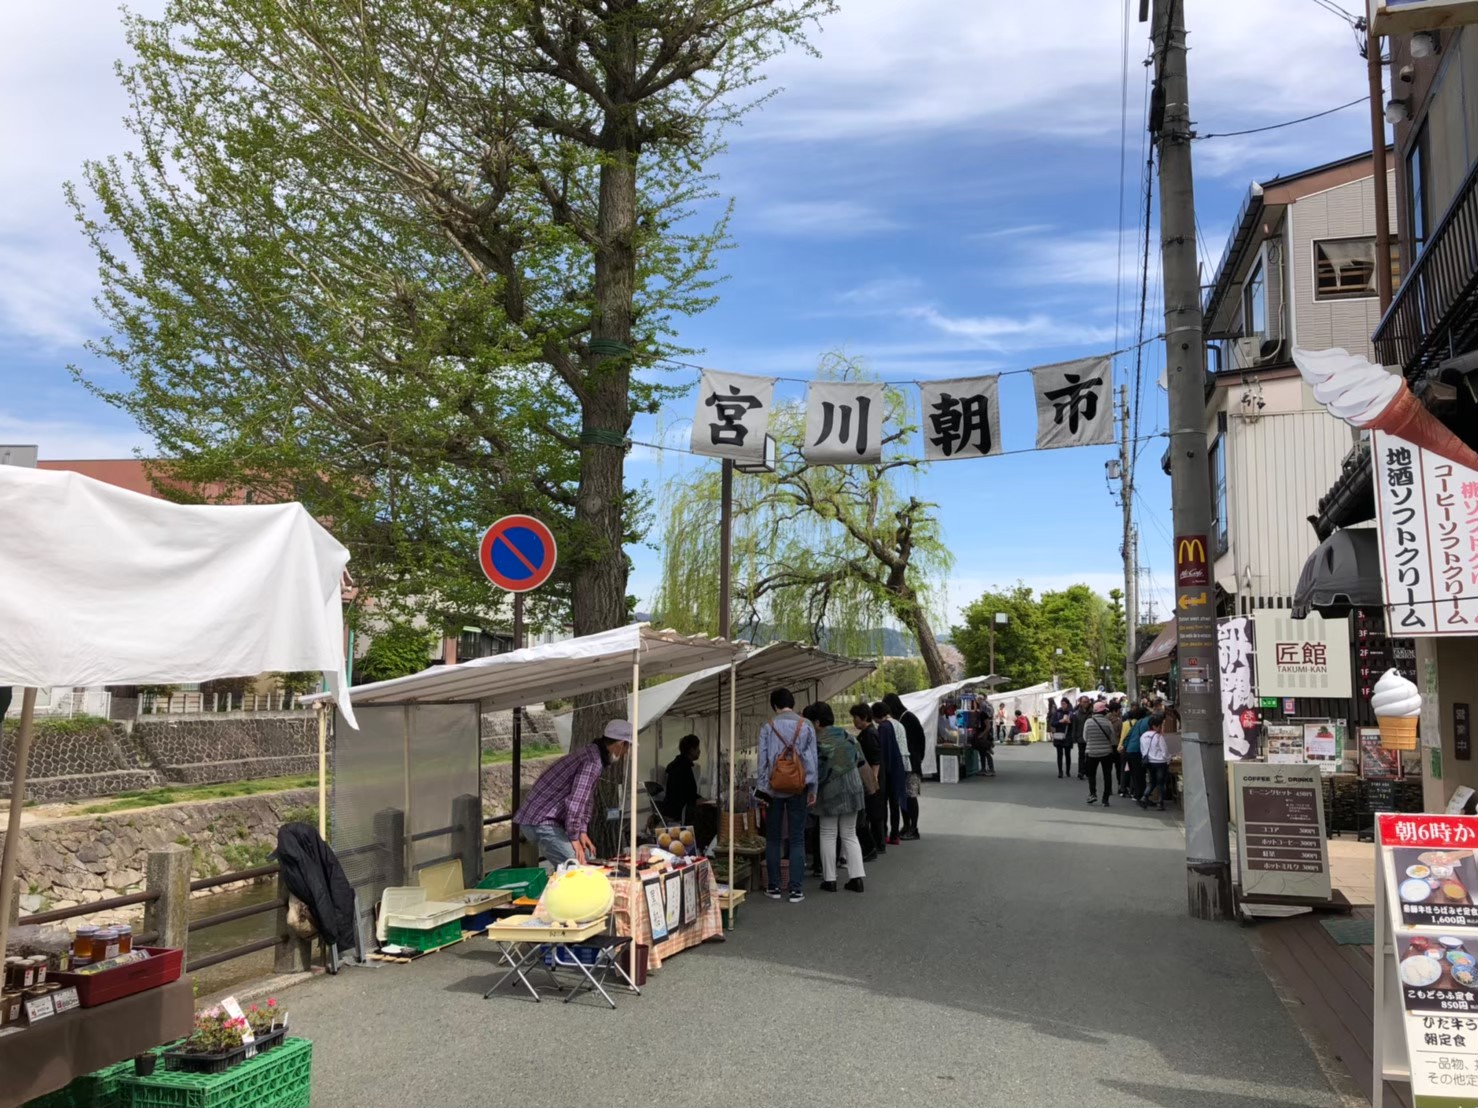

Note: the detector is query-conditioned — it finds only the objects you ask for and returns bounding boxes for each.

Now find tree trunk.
[885,581,950,688]
[571,21,639,741]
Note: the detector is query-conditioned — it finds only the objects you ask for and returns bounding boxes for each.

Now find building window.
[1312,237,1401,300]
[1210,433,1228,558]
[1407,120,1430,256]
[1245,261,1267,337]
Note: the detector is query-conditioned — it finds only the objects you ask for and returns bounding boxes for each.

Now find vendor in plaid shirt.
[514,719,632,864]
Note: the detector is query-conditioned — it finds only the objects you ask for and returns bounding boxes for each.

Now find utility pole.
[719,458,733,640]
[1119,384,1139,700]
[1148,0,1233,920]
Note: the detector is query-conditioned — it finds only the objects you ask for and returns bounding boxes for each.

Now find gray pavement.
[287,743,1341,1107]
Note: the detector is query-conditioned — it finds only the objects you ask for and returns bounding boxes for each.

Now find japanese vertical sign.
[1373,429,1478,635]
[1251,608,1352,698]
[918,376,1002,462]
[1217,616,1257,760]
[802,381,885,464]
[1377,813,1478,1104]
[691,370,776,462]
[1032,356,1114,450]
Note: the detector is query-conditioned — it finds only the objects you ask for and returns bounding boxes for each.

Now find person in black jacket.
[1070,696,1091,781]
[884,692,926,840]
[851,703,885,859]
[659,734,704,823]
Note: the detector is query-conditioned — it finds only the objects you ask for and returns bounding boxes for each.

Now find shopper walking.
[1122,707,1149,800]
[756,688,817,902]
[851,703,886,859]
[814,703,867,893]
[1082,700,1118,806]
[1069,697,1090,780]
[884,693,925,840]
[970,700,996,777]
[872,700,909,845]
[1050,696,1073,778]
[1140,712,1169,810]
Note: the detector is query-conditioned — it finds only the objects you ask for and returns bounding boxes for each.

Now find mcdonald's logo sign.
[1176,534,1210,587]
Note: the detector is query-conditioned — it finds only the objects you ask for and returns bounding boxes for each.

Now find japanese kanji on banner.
[1373,429,1478,636]
[690,369,776,462]
[802,381,885,464]
[1032,356,1114,450]
[918,376,1002,462]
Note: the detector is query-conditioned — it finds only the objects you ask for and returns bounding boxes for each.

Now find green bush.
[356,623,437,685]
[221,840,273,872]
[35,715,113,737]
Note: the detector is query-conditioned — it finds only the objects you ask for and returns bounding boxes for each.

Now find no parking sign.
[479,515,558,593]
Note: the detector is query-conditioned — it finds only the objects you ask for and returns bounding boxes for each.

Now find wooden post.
[143,845,191,954]
[0,688,37,962]
[453,793,483,889]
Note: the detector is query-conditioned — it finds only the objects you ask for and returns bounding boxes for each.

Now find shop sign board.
[1252,608,1352,698]
[1376,813,1478,1106]
[1267,724,1305,764]
[1233,762,1331,901]
[1362,726,1405,781]
[1372,430,1478,636]
[1176,535,1210,588]
[1458,704,1473,762]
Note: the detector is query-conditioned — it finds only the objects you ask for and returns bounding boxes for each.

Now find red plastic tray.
[50,947,183,1007]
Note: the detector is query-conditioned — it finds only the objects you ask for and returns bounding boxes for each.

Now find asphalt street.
[289,742,1342,1107]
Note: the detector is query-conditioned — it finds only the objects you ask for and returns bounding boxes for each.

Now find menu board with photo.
[1376,814,1478,1102]
[1304,722,1340,775]
[1266,725,1305,764]
[1361,727,1404,781]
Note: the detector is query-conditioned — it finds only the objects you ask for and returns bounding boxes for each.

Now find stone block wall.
[163,755,318,785]
[480,708,560,753]
[133,714,319,768]
[1,719,132,780]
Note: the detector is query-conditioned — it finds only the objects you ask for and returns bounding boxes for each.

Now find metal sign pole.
[510,592,525,866]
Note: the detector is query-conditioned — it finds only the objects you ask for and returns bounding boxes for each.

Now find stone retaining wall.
[160,755,319,786]
[1,719,132,781]
[480,708,560,753]
[134,714,319,769]
[22,770,164,805]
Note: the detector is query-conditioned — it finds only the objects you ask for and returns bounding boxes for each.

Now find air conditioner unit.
[1233,338,1259,369]
[1255,335,1284,364]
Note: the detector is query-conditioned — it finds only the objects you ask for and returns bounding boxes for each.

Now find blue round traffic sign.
[479,515,558,593]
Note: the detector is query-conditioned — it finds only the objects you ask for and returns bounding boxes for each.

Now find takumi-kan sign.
[1252,608,1353,699]
[1372,430,1478,636]
[1368,0,1478,35]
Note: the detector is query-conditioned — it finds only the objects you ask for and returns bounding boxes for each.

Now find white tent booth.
[305,624,747,943]
[902,674,1003,777]
[551,641,876,800]
[0,466,355,969]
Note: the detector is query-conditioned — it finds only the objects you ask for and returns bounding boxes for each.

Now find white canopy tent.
[901,674,1001,776]
[0,465,355,960]
[305,624,749,904]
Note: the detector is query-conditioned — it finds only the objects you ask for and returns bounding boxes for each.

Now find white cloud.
[0,409,149,459]
[749,199,901,237]
[906,306,1118,352]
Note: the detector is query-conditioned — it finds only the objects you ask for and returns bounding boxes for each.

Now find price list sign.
[1378,814,1478,1106]
[1233,763,1331,901]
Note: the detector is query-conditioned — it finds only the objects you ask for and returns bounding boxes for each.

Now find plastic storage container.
[49,948,183,1008]
[477,866,549,900]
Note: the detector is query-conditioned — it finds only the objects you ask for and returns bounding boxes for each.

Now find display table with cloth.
[610,858,723,969]
[0,975,194,1108]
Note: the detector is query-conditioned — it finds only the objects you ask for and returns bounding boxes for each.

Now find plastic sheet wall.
[332,704,481,942]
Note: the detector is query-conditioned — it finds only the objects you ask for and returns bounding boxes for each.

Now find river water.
[186,881,281,998]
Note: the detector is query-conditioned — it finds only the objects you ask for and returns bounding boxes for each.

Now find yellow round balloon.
[543,864,615,923]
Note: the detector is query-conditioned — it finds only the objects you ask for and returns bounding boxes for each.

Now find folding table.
[482,916,640,1008]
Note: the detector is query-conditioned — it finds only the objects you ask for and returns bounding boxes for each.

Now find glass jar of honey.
[116,925,133,955]
[73,926,98,964]
[97,928,121,961]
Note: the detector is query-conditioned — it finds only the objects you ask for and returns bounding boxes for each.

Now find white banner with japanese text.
[802,381,885,464]
[919,376,1002,462]
[1373,430,1478,635]
[690,370,776,462]
[1032,356,1114,450]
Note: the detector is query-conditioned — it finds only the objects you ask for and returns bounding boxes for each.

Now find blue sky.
[1,0,1378,633]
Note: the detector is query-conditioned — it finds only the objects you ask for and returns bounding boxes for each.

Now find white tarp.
[902,674,994,777]
[0,465,356,724]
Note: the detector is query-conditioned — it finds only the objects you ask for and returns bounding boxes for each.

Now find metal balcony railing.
[1374,158,1478,378]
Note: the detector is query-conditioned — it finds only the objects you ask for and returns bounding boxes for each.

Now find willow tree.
[69,0,834,641]
[658,354,955,686]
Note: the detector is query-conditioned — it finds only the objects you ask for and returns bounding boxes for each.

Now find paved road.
[289,743,1341,1107]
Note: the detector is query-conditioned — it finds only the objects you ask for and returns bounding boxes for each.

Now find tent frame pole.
[727,659,737,929]
[630,651,641,868]
[0,688,38,961]
[317,704,329,840]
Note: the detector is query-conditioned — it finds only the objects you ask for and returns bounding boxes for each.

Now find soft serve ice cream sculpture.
[1371,668,1422,749]
[1292,348,1478,471]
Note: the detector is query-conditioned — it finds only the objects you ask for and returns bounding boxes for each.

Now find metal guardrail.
[18,889,159,928]
[1374,157,1478,377]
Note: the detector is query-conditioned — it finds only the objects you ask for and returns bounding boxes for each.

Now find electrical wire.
[1197,96,1369,140]
[1307,0,1360,25]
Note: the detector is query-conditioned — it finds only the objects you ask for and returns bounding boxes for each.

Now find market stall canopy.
[1136,618,1177,676]
[902,674,995,776]
[1292,527,1384,619]
[309,624,746,712]
[550,640,874,747]
[0,464,355,723]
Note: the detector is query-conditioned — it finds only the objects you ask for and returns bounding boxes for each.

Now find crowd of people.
[754,689,928,902]
[1046,694,1179,810]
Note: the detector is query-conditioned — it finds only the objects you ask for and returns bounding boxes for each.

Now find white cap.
[603,719,634,743]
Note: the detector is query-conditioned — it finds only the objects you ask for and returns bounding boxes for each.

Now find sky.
[0,0,1379,637]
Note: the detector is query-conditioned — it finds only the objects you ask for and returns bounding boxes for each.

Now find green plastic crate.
[385,917,461,951]
[477,866,548,900]
[118,1037,311,1108]
[24,1050,155,1108]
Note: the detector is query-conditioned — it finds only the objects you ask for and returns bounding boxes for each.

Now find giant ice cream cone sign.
[1293,347,1478,471]
[1370,669,1422,751]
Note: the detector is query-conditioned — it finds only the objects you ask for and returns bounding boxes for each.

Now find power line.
[1307,0,1360,25]
[1197,96,1368,140]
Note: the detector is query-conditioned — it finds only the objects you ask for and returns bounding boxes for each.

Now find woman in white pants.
[810,701,868,893]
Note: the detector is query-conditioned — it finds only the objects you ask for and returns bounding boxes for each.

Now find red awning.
[1136,618,1177,676]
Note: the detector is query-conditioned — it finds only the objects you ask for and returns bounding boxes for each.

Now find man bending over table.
[514,719,631,864]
